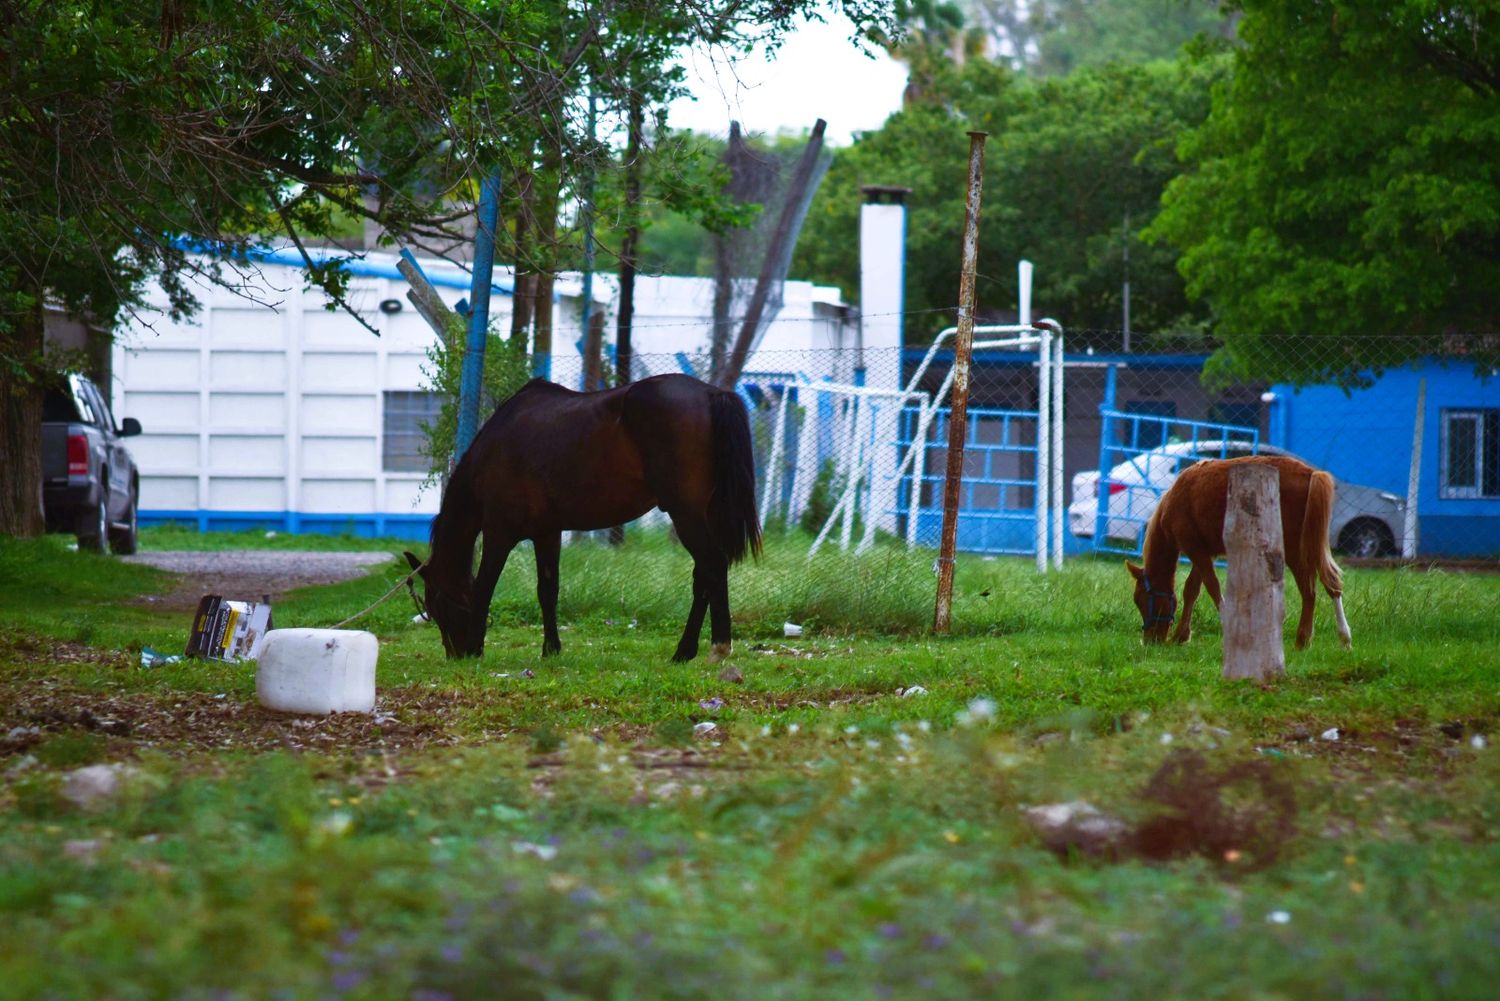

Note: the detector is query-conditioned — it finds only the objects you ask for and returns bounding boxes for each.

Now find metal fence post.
[933,131,988,635]
[1095,363,1118,545]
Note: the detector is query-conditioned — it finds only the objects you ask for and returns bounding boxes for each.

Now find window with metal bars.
[383,391,441,473]
[1440,409,1500,499]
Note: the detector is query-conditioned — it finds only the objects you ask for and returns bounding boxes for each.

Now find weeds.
[2,533,1500,998]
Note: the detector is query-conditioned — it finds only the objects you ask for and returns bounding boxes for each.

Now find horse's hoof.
[671,648,697,663]
[541,641,562,657]
[706,642,731,664]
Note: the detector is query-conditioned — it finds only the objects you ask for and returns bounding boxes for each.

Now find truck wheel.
[77,495,108,553]
[110,488,139,555]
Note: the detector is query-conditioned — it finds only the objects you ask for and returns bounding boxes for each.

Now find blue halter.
[1140,575,1176,628]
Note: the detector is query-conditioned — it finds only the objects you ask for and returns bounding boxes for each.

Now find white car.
[1068,440,1406,558]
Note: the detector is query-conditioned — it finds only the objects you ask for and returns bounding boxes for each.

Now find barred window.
[383,391,441,472]
[1440,409,1500,499]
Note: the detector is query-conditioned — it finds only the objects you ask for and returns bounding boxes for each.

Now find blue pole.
[456,174,501,461]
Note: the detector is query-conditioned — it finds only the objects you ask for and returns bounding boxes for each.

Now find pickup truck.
[42,373,143,554]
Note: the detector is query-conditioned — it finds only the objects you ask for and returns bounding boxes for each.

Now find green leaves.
[795,56,1220,341]
[1147,0,1500,384]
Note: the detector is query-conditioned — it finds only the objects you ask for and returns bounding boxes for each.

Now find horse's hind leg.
[533,531,564,656]
[668,514,731,662]
[1293,569,1317,650]
[704,558,732,663]
[1331,592,1352,648]
[672,567,710,663]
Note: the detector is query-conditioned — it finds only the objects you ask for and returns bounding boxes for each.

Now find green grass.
[3,531,1500,998]
[140,522,412,552]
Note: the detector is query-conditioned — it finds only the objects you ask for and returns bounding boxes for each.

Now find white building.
[110,247,852,539]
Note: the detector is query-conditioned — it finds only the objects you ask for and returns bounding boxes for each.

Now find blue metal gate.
[894,404,1044,555]
[1089,404,1261,556]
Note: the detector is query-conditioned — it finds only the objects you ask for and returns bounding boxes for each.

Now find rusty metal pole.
[933,131,988,635]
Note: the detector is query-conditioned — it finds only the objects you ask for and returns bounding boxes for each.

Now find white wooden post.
[1403,377,1425,559]
[1222,463,1287,681]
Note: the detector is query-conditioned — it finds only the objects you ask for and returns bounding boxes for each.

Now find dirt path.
[123,550,394,610]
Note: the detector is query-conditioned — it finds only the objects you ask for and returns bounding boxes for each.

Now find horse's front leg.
[1174,557,1221,644]
[1173,566,1202,644]
[533,531,563,657]
[673,565,709,663]
[470,534,517,658]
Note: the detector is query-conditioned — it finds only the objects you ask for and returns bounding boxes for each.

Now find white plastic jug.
[255,629,378,714]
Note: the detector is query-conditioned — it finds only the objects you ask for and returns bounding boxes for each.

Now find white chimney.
[859,185,910,388]
[858,185,910,538]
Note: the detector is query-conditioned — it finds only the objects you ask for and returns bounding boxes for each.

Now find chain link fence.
[540,331,1500,577]
[474,330,1500,637]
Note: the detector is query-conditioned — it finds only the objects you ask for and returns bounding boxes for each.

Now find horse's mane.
[428,440,482,582]
[1141,493,1169,568]
[427,379,568,579]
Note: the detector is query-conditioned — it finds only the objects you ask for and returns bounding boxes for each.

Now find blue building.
[1269,360,1500,557]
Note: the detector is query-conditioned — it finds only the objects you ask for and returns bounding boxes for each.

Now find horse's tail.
[1302,469,1343,597]
[709,389,763,564]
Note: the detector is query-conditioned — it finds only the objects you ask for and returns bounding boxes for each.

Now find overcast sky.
[666,12,909,146]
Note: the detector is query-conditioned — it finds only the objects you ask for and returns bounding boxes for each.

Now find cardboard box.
[185,595,273,662]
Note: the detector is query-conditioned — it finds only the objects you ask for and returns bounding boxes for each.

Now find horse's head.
[405,550,480,658]
[1126,561,1176,643]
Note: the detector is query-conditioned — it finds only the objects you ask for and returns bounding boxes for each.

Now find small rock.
[1022,801,1130,858]
[511,841,558,861]
[899,685,927,698]
[692,721,717,737]
[698,697,724,712]
[1320,728,1340,742]
[1287,727,1312,742]
[60,764,138,812]
[1472,734,1488,750]
[1439,721,1465,740]
[1266,910,1292,925]
[62,839,105,864]
[717,665,744,684]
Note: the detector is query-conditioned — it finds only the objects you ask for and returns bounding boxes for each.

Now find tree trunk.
[609,87,644,547]
[615,88,643,391]
[509,165,536,343]
[0,299,48,537]
[1222,463,1287,681]
[532,147,562,371]
[582,310,606,391]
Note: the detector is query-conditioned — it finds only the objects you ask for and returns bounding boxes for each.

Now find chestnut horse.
[1125,455,1351,650]
[404,374,761,661]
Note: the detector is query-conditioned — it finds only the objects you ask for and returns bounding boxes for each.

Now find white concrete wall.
[112,258,477,533]
[110,252,846,535]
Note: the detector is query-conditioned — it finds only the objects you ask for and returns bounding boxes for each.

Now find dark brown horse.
[404,374,761,661]
[1125,455,1351,650]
